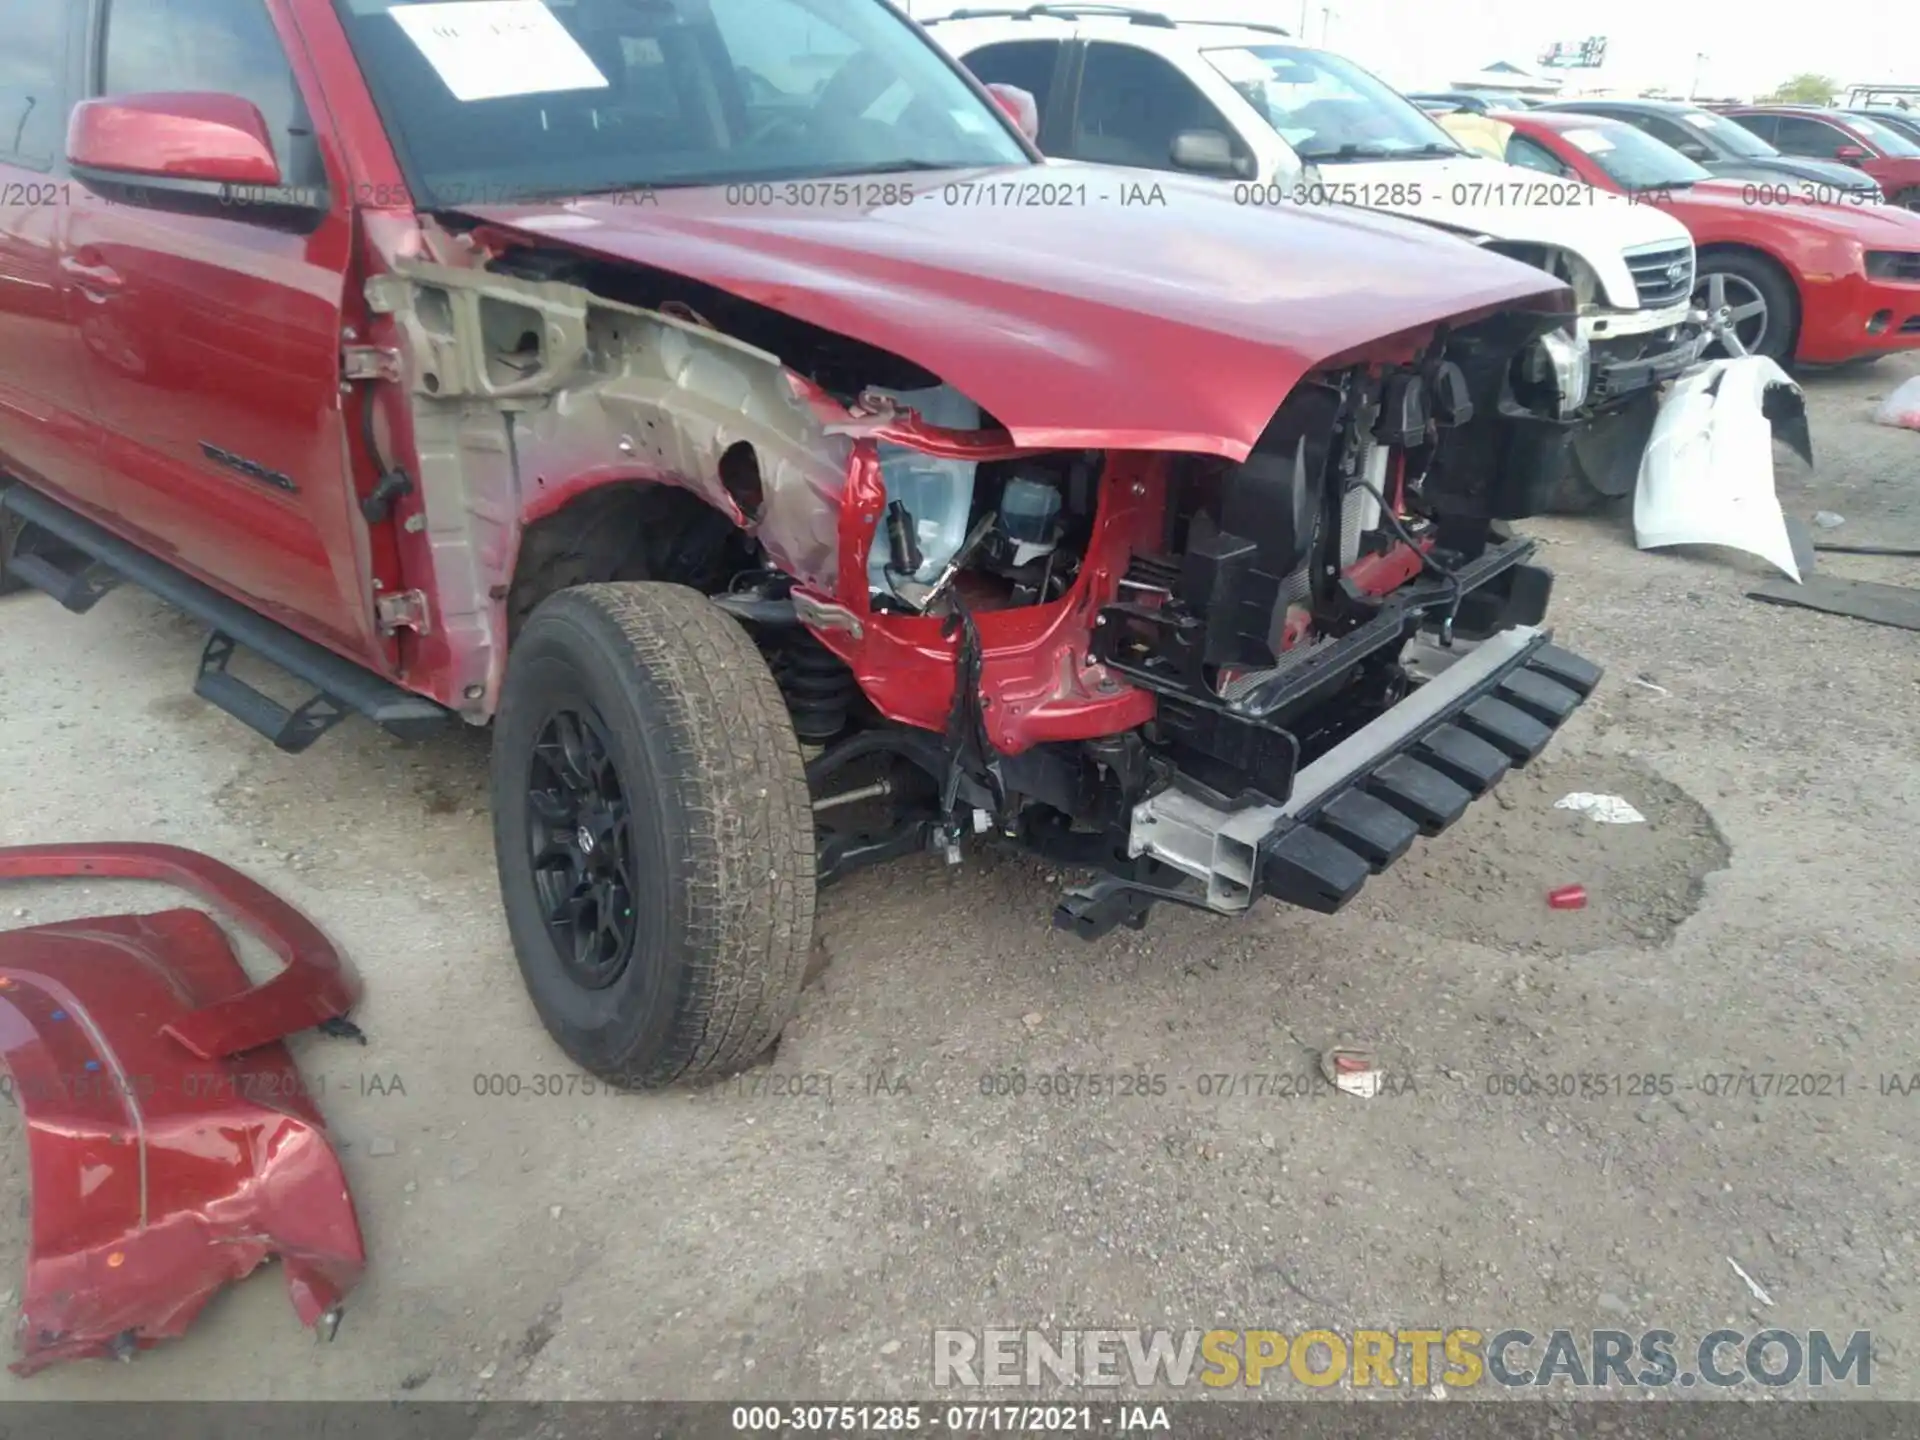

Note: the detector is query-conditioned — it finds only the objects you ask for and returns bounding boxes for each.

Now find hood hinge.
[374,588,431,635]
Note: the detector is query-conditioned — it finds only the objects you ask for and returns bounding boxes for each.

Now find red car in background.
[1718,106,1920,209]
[1493,111,1920,365]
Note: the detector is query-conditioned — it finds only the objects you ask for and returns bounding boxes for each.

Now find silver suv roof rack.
[929,5,1291,33]
[930,5,1179,27]
[1179,17,1291,36]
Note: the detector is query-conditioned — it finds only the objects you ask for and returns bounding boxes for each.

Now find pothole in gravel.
[1366,752,1729,955]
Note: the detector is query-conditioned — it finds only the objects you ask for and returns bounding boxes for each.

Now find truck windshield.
[332,0,1030,205]
[1202,44,1464,161]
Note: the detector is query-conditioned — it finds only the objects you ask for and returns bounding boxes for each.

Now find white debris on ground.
[1555,793,1647,825]
[1871,375,1920,431]
[1727,1256,1775,1307]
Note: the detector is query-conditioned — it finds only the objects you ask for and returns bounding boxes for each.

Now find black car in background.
[1533,97,1881,196]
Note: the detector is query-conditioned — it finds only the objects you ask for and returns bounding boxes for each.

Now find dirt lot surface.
[0,355,1916,1403]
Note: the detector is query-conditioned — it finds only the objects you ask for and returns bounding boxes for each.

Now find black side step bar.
[5,534,123,615]
[2,485,449,752]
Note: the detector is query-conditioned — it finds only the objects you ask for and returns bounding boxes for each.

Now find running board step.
[1,483,450,749]
[3,524,123,613]
[195,632,350,754]
[5,549,122,613]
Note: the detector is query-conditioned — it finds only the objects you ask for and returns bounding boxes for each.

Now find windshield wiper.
[785,159,974,179]
[1297,141,1462,162]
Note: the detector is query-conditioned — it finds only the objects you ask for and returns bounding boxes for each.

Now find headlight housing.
[1487,242,1605,310]
[1865,251,1920,282]
[1521,329,1591,419]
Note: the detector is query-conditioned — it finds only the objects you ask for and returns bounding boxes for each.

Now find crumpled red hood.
[462,163,1567,461]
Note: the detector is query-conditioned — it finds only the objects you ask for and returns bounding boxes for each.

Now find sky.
[906,0,1920,100]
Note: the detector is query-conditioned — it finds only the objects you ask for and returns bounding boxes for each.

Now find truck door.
[0,1,111,513]
[63,0,393,666]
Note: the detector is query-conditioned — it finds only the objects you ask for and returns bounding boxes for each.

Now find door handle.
[59,254,123,296]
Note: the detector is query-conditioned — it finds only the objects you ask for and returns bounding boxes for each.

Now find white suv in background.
[927,5,1707,505]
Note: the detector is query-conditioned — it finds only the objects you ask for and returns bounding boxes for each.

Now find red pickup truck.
[0,0,1599,1087]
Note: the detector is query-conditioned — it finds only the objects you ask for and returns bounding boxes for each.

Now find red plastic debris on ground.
[0,843,365,1374]
[1547,884,1589,910]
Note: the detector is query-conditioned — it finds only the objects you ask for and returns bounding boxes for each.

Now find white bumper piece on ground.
[1633,356,1808,583]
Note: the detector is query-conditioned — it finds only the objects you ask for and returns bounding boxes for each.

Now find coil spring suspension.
[770,632,859,744]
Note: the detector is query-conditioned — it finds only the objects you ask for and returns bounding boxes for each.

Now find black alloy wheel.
[526,706,637,990]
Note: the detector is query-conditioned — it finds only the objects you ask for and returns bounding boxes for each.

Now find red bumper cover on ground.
[0,844,365,1374]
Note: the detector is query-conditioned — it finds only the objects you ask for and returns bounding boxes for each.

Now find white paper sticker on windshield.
[1563,127,1615,154]
[862,79,914,126]
[1207,47,1273,86]
[391,1,609,103]
[1682,111,1718,128]
[951,108,989,133]
[512,213,603,230]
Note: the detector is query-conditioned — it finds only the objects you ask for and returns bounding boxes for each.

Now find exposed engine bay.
[365,221,1594,935]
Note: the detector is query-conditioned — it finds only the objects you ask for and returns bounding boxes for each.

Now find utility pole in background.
[1689,51,1708,100]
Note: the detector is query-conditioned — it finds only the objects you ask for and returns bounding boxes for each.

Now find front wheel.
[491,583,815,1088]
[1693,251,1798,363]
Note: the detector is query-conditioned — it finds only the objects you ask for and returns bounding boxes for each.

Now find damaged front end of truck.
[356,199,1602,939]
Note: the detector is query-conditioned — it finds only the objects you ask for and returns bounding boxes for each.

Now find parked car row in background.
[932,6,1705,507]
[1485,111,1920,365]
[1843,107,1920,149]
[1529,98,1881,200]
[1712,105,1920,208]
[929,7,1920,377]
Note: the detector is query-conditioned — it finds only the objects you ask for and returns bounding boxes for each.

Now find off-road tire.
[1547,388,1660,514]
[491,582,815,1088]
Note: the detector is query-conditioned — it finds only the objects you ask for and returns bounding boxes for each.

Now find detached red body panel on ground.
[0,844,365,1374]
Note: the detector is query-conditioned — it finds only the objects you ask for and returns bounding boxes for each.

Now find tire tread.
[498,582,814,1088]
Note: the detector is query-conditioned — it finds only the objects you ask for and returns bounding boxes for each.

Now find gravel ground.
[0,354,1915,1403]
